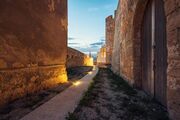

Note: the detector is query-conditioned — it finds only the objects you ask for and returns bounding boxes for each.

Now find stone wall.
[106,15,115,64]
[112,0,135,82]
[112,2,121,75]
[67,47,93,68]
[111,0,180,119]
[165,0,180,119]
[0,0,67,106]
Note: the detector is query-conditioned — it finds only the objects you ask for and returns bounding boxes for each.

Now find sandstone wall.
[0,0,67,106]
[106,15,115,64]
[112,0,180,119]
[165,0,180,119]
[112,2,121,75]
[112,0,137,81]
[67,47,93,68]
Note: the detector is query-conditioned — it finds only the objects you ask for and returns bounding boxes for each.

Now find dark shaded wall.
[0,0,67,106]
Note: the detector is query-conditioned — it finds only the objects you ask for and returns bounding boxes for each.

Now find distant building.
[97,45,106,64]
[67,47,94,68]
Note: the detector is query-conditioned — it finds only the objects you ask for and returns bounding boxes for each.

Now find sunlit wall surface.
[67,47,94,68]
[0,0,68,106]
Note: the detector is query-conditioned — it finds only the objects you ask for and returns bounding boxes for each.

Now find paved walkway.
[21,66,99,120]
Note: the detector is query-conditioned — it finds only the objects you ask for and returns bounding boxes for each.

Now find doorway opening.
[141,0,167,106]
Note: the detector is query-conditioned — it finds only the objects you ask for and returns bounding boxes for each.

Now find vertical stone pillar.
[106,15,115,64]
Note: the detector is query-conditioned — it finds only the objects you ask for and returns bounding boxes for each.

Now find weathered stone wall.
[112,2,121,75]
[67,47,93,68]
[0,0,67,106]
[165,0,180,119]
[106,15,115,64]
[112,0,180,119]
[113,0,136,83]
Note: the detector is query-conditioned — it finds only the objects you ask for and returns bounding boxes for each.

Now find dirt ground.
[0,66,93,120]
[67,67,169,120]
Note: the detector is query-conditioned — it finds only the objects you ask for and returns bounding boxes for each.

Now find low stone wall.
[67,47,93,68]
[0,65,67,106]
[0,0,67,106]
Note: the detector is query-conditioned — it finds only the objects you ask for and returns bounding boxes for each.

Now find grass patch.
[79,81,96,106]
[66,112,78,120]
[149,110,169,120]
[66,67,169,120]
[106,69,137,96]
[127,103,147,116]
[66,70,101,120]
[79,70,101,107]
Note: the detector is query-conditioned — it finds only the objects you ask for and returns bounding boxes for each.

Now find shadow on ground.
[67,66,93,81]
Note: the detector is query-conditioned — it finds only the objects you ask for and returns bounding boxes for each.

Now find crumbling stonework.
[111,0,180,119]
[106,15,115,64]
[67,47,93,68]
[0,0,68,106]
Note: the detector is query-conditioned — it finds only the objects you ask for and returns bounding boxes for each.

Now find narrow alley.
[0,0,179,120]
[67,67,169,120]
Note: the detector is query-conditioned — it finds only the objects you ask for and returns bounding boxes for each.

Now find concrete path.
[21,66,99,120]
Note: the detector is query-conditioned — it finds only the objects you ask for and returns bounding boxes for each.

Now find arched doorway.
[141,0,167,106]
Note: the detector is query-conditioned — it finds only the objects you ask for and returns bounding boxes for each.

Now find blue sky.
[68,0,118,55]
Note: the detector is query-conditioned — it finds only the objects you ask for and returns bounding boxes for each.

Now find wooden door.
[142,0,153,95]
[142,0,167,106]
[154,0,167,106]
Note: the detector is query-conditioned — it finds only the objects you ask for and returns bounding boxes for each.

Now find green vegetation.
[78,69,102,107]
[66,112,78,120]
[106,69,137,96]
[66,70,101,120]
[66,67,169,120]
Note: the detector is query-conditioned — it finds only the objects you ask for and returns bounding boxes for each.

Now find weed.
[66,112,78,120]
[79,70,101,106]
[106,69,137,96]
